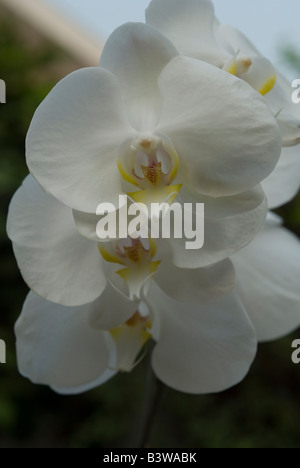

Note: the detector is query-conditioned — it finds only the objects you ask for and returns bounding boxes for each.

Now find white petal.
[7,176,106,306]
[233,216,300,342]
[15,292,115,394]
[73,210,101,242]
[167,185,267,268]
[276,115,300,147]
[155,253,236,304]
[100,23,178,132]
[26,67,134,213]
[266,73,300,146]
[267,73,298,115]
[73,195,128,243]
[146,0,228,67]
[262,146,300,209]
[262,72,300,207]
[157,56,282,197]
[150,284,257,394]
[89,283,137,330]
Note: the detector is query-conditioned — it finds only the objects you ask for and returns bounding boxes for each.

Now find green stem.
[137,344,164,448]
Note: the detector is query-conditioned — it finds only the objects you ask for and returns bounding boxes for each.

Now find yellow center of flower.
[117,134,183,206]
[142,161,163,186]
[99,238,161,300]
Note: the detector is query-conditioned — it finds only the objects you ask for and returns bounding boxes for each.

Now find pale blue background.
[46,0,299,76]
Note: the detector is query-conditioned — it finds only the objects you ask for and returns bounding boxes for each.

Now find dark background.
[1,6,300,448]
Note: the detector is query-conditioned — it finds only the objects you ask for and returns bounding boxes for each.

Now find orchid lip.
[99,237,161,301]
[224,54,276,96]
[117,133,179,190]
[109,311,152,372]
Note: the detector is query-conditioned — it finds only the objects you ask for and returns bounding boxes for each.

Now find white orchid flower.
[14,212,300,395]
[25,22,281,267]
[146,0,277,94]
[8,177,255,394]
[15,283,257,395]
[7,176,236,307]
[146,0,300,208]
[8,180,257,395]
[74,182,268,269]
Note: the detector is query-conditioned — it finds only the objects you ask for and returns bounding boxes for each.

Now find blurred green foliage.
[279,43,300,75]
[0,9,300,448]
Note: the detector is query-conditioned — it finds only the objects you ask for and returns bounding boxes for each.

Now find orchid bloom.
[10,181,300,394]
[25,22,281,267]
[7,176,235,308]
[12,193,300,394]
[8,176,258,395]
[146,0,300,208]
[15,285,257,395]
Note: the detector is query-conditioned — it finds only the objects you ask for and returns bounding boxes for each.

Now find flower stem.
[137,344,164,448]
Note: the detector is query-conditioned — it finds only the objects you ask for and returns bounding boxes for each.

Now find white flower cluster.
[7,0,300,395]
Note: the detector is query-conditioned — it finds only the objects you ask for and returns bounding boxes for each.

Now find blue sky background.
[46,0,300,78]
